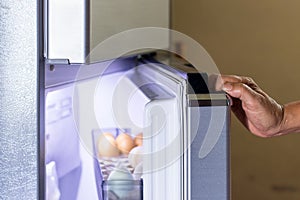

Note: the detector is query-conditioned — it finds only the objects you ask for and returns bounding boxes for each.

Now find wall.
[172,1,300,199]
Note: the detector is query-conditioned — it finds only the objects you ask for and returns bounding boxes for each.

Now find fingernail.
[223,83,233,91]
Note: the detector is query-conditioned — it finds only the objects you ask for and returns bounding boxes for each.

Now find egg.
[128,146,143,168]
[134,133,143,146]
[97,132,119,157]
[116,133,135,154]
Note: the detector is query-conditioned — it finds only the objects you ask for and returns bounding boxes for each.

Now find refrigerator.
[0,0,230,199]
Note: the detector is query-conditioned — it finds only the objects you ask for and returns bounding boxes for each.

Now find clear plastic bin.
[102,180,143,200]
[92,128,143,200]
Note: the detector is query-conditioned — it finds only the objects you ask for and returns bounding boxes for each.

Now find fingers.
[223,82,259,103]
[221,75,256,85]
[212,74,262,105]
[214,74,257,91]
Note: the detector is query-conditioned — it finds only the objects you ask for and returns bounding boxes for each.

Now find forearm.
[278,101,300,136]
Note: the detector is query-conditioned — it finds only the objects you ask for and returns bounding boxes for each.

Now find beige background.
[172,0,300,199]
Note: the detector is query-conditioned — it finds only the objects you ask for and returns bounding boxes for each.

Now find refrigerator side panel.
[189,106,230,200]
[0,0,40,199]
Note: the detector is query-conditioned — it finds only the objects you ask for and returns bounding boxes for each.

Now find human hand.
[216,75,284,137]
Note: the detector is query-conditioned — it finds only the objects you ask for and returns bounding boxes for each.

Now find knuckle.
[247,77,254,83]
[242,76,252,83]
[233,75,243,81]
[242,76,258,87]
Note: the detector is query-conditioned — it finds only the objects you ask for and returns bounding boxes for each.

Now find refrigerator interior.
[45,55,187,200]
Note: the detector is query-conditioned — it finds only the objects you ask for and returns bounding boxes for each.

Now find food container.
[92,128,143,200]
[102,180,143,200]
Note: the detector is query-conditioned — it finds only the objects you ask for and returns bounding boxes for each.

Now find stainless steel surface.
[188,106,230,200]
[46,0,88,63]
[187,94,229,107]
[187,94,228,101]
[46,0,169,64]
[0,0,40,199]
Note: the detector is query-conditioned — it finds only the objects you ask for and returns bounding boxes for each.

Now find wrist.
[266,103,285,137]
[276,104,287,136]
[276,102,299,136]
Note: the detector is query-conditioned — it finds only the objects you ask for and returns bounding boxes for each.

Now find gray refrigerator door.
[188,104,230,200]
[0,0,41,199]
